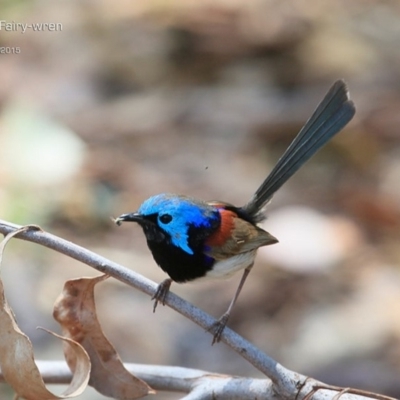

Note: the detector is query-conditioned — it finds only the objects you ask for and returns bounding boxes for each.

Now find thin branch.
[0,221,285,381]
[0,360,390,400]
[0,221,393,400]
[0,361,274,399]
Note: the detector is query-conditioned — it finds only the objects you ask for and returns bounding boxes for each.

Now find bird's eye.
[159,214,172,224]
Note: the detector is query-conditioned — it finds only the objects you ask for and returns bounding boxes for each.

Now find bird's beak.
[113,212,144,226]
[267,233,279,245]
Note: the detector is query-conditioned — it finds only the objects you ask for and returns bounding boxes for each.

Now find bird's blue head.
[116,193,220,255]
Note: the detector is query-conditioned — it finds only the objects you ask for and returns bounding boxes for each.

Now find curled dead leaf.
[53,275,154,399]
[0,226,91,399]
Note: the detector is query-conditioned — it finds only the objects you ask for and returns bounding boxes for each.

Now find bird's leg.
[152,278,172,312]
[208,264,254,345]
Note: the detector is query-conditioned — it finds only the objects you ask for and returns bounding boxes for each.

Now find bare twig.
[0,220,394,400]
[0,361,274,399]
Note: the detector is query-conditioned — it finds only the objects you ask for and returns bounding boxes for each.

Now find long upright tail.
[242,80,356,222]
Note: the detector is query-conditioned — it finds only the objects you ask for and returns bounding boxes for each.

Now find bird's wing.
[204,210,277,260]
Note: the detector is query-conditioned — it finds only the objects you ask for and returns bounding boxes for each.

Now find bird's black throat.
[146,238,214,282]
[142,222,218,283]
[121,210,219,282]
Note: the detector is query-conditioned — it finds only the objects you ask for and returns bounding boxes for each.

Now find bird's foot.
[207,312,230,345]
[152,278,172,312]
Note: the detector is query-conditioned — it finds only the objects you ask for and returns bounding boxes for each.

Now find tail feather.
[242,80,356,222]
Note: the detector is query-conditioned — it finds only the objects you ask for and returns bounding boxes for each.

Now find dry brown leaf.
[0,226,91,400]
[53,275,154,399]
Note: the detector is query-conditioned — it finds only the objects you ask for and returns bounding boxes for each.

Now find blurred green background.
[1,1,400,399]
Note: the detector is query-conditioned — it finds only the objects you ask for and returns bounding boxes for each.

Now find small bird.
[115,80,355,344]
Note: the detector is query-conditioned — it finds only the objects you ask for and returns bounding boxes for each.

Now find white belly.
[202,250,257,280]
